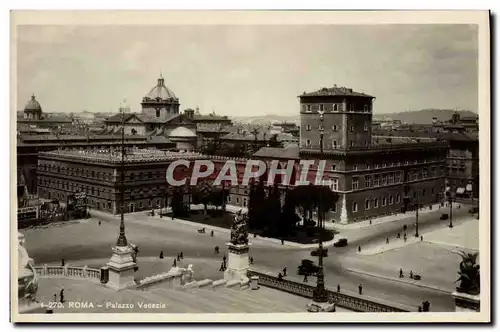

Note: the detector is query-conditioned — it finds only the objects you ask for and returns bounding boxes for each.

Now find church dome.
[169,126,196,138]
[24,94,42,112]
[144,74,178,101]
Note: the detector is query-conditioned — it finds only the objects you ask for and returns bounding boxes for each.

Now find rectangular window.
[382,162,387,168]
[332,125,338,131]
[353,164,358,171]
[306,139,311,146]
[382,197,387,206]
[365,199,370,210]
[366,164,371,170]
[352,202,358,212]
[352,178,359,190]
[350,125,354,132]
[375,164,379,169]
[388,173,394,184]
[373,198,379,208]
[331,164,337,171]
[306,105,312,113]
[318,124,324,131]
[423,169,428,178]
[350,141,354,147]
[365,176,371,187]
[389,195,394,205]
[374,175,380,186]
[364,105,369,112]
[395,172,401,183]
[319,104,324,112]
[306,125,311,131]
[396,194,401,203]
[236,197,240,204]
[382,175,388,185]
[243,198,247,207]
[333,141,338,149]
[331,178,339,191]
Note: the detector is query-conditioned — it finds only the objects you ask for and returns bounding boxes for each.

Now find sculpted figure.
[230,210,249,245]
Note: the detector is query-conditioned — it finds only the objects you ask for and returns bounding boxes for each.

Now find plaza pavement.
[23,203,474,312]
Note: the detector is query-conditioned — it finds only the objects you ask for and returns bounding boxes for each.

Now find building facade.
[295,86,449,223]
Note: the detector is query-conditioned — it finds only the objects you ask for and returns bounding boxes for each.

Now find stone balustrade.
[35,265,101,282]
[247,270,410,312]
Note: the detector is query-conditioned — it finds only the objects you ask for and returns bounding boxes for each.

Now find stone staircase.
[35,278,312,313]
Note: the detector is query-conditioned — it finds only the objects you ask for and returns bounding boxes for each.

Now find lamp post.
[312,112,328,304]
[414,193,419,237]
[448,194,453,228]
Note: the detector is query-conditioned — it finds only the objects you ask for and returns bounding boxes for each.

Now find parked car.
[440,213,449,220]
[333,238,348,247]
[311,248,328,257]
[297,259,319,276]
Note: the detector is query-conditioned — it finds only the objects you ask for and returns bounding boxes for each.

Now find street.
[22,205,476,312]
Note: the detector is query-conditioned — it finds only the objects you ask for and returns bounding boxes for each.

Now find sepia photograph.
[10,10,490,323]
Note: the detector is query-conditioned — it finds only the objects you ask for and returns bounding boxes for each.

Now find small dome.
[24,94,42,112]
[170,126,196,138]
[145,74,177,101]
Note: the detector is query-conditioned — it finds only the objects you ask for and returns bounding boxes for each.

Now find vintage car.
[440,213,449,220]
[311,248,328,257]
[333,238,348,247]
[297,259,319,276]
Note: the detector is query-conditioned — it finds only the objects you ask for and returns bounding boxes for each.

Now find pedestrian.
[303,273,308,282]
[98,220,101,226]
[358,284,363,295]
[61,258,65,266]
[278,272,283,280]
[53,294,57,302]
[211,230,214,237]
[249,256,254,265]
[223,254,227,263]
[404,236,407,243]
[281,239,285,245]
[420,235,423,242]
[386,237,389,244]
[399,268,404,278]
[215,246,219,254]
[59,289,64,303]
[171,214,174,220]
[177,253,180,260]
[397,233,401,239]
[173,259,177,267]
[369,219,372,225]
[358,245,361,253]
[403,224,407,231]
[180,252,184,259]
[337,284,340,293]
[283,267,287,276]
[219,263,224,271]
[159,251,164,259]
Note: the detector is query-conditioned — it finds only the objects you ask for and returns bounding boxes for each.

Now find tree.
[290,184,339,227]
[280,187,300,235]
[171,187,186,218]
[269,133,282,148]
[265,183,282,236]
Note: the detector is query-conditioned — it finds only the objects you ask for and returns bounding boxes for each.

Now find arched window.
[156,109,160,117]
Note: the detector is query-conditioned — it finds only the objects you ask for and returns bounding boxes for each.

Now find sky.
[16,24,478,116]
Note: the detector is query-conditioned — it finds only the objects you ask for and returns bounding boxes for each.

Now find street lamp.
[312,112,328,304]
[448,194,453,228]
[414,192,419,237]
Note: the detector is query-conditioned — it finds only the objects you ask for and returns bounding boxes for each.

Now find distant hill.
[230,114,300,125]
[231,109,477,126]
[373,109,477,124]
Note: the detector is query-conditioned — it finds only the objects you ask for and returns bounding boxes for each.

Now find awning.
[456,187,465,195]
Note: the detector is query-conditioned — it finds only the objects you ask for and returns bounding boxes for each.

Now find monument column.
[224,210,250,281]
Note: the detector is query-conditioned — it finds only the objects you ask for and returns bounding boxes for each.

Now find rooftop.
[143,75,178,102]
[300,86,374,98]
[39,148,207,164]
[24,94,42,112]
